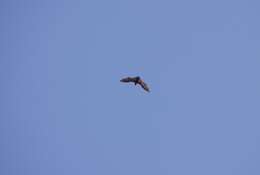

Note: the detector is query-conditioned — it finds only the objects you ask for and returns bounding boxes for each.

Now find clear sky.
[1,0,260,174]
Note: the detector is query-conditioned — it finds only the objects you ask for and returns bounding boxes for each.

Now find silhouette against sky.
[1,0,260,174]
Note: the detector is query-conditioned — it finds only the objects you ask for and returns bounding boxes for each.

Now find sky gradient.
[1,0,260,174]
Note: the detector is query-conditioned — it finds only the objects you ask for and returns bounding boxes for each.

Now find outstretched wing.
[120,77,136,83]
[138,79,150,92]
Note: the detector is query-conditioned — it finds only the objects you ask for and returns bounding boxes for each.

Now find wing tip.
[120,78,127,82]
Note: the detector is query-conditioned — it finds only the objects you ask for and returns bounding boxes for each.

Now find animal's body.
[120,76,150,92]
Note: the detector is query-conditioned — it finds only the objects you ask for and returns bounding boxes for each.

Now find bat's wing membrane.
[120,77,135,83]
[139,80,150,92]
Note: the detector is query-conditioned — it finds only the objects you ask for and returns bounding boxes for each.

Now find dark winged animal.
[120,76,150,92]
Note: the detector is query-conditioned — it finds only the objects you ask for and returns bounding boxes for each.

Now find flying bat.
[120,76,150,92]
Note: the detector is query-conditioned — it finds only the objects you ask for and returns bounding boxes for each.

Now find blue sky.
[1,0,260,174]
